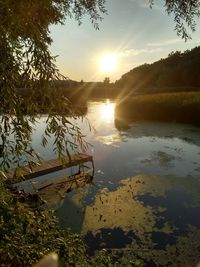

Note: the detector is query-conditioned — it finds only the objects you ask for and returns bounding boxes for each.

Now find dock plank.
[7,153,93,180]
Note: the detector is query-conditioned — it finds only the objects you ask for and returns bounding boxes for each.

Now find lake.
[15,100,200,266]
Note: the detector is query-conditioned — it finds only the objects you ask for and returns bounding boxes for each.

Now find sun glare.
[99,54,117,73]
[100,100,115,123]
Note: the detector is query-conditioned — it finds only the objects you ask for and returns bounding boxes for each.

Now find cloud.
[146,37,200,48]
[128,0,149,9]
[147,39,182,47]
[118,47,162,58]
[129,0,163,11]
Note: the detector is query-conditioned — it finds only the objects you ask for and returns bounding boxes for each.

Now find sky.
[50,0,200,82]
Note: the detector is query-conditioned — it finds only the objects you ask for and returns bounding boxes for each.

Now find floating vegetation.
[140,151,178,168]
[81,175,200,266]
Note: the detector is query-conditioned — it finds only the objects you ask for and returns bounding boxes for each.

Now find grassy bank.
[115,92,200,129]
[0,177,90,266]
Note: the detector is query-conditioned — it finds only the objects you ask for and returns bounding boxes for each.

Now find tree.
[0,0,106,176]
[103,77,110,84]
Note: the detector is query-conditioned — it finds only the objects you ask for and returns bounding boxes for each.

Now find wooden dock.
[38,172,93,208]
[7,153,93,180]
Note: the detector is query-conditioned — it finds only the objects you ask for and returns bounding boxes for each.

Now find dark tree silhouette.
[115,46,200,94]
[104,77,110,84]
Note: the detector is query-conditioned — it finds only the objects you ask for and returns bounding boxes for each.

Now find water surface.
[14,100,200,266]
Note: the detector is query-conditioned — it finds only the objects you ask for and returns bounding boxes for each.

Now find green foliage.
[0,0,106,174]
[0,179,87,266]
[115,46,200,94]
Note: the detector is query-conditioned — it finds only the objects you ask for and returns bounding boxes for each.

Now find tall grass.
[115,92,200,127]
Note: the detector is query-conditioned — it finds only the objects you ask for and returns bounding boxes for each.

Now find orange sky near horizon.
[50,0,200,82]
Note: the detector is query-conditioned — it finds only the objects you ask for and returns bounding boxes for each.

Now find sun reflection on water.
[99,100,115,123]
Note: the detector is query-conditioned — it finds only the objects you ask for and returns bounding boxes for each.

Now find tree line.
[115,46,200,95]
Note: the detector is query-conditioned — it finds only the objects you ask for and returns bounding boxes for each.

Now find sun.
[99,54,117,73]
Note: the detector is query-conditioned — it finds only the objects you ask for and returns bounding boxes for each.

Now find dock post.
[91,159,95,177]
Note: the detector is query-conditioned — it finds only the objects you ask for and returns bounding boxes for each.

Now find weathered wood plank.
[38,172,93,208]
[7,153,93,180]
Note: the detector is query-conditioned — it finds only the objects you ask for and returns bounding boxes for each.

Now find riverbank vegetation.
[115,92,200,129]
